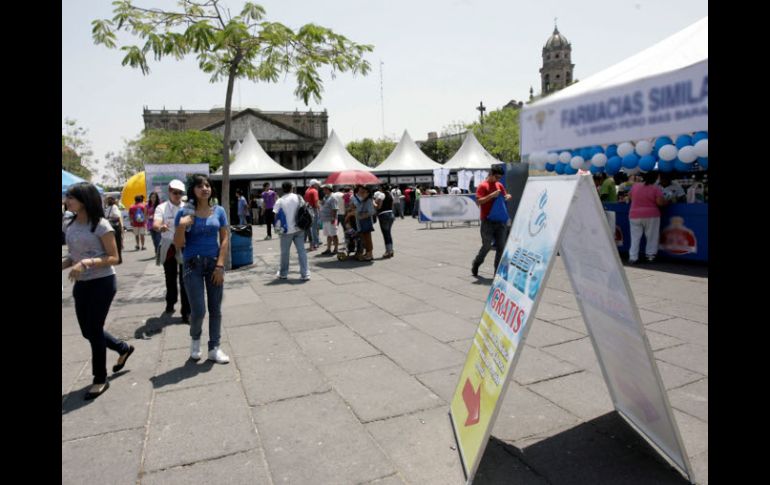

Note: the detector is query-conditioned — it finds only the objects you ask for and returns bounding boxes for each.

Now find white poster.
[559,176,692,479]
[418,195,479,222]
[144,164,209,201]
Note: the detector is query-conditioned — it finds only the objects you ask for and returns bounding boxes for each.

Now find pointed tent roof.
[372,130,442,173]
[232,139,242,155]
[443,131,502,169]
[212,129,294,179]
[301,130,371,173]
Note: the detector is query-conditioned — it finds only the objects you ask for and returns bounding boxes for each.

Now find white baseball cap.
[169,179,186,192]
[309,179,320,186]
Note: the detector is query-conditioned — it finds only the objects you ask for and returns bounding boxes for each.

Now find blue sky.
[62,0,707,183]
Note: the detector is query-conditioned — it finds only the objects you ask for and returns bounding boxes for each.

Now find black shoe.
[164,306,174,314]
[113,345,135,373]
[181,313,190,324]
[471,262,480,277]
[84,381,110,400]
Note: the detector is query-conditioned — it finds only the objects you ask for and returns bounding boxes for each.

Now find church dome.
[545,27,569,49]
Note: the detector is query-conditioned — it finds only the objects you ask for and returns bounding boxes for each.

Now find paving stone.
[322,355,442,422]
[647,318,708,348]
[222,303,279,328]
[238,353,329,406]
[668,378,708,422]
[525,319,585,348]
[645,330,685,351]
[400,310,478,343]
[529,371,614,420]
[334,307,413,337]
[366,407,466,484]
[533,302,582,322]
[294,325,380,365]
[512,346,581,385]
[310,291,374,312]
[142,450,270,485]
[226,322,300,359]
[492,381,580,441]
[144,381,259,472]
[368,328,466,375]
[259,289,317,311]
[62,428,144,485]
[150,344,238,392]
[416,367,464,403]
[655,344,708,376]
[253,391,395,484]
[655,361,704,390]
[277,305,339,333]
[540,338,602,377]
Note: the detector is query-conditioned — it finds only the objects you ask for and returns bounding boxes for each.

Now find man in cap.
[304,179,322,251]
[153,179,190,322]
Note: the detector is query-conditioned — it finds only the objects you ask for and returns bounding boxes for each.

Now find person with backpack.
[273,181,310,281]
[128,195,147,250]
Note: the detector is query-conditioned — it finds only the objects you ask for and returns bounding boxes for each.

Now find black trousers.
[163,254,190,316]
[264,209,275,236]
[473,220,508,272]
[73,275,128,384]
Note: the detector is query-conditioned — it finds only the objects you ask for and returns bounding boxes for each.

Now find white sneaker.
[208,347,230,364]
[275,271,287,280]
[301,273,311,281]
[190,339,201,360]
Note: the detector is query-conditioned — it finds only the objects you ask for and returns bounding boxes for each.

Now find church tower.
[539,23,574,96]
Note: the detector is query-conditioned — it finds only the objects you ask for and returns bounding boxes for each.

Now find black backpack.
[295,196,313,230]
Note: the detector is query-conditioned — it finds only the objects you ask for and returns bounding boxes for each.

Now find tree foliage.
[62,118,95,180]
[347,138,396,167]
[92,0,373,236]
[468,106,521,163]
[419,122,466,163]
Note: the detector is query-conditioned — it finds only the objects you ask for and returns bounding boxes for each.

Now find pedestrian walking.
[273,181,310,280]
[471,165,511,276]
[153,179,190,322]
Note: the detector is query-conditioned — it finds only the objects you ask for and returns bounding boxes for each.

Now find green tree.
[103,138,144,186]
[136,129,224,169]
[419,123,466,163]
[62,118,95,180]
[347,138,396,167]
[468,107,520,163]
[92,0,373,235]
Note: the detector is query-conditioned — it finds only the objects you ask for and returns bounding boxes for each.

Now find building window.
[556,74,560,79]
[555,54,559,58]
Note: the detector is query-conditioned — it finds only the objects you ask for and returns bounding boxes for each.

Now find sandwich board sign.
[449,174,693,484]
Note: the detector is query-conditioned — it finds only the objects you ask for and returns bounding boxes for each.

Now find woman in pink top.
[628,171,666,263]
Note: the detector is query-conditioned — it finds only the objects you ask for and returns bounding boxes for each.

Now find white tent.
[231,139,242,156]
[372,130,442,173]
[211,129,294,180]
[521,16,708,156]
[443,131,502,170]
[301,130,372,174]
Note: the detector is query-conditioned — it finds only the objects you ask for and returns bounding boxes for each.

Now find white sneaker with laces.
[208,347,230,364]
[190,339,201,360]
[275,271,287,280]
[301,273,311,281]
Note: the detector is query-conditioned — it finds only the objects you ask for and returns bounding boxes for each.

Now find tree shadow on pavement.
[475,412,691,485]
[134,314,187,340]
[149,359,216,389]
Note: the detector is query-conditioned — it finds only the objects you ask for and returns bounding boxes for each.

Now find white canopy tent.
[301,130,371,174]
[521,16,708,157]
[443,131,502,170]
[210,129,295,180]
[372,130,442,173]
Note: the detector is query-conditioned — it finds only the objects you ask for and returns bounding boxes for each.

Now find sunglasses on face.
[170,190,184,196]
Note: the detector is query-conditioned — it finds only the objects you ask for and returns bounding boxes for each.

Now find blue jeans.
[150,229,161,252]
[73,275,129,384]
[183,255,223,351]
[279,230,309,278]
[238,214,247,225]
[378,212,394,252]
[310,208,321,246]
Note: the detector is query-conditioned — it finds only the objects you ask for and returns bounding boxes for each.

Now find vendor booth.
[521,16,708,262]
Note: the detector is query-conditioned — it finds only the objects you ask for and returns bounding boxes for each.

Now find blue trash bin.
[230,225,253,268]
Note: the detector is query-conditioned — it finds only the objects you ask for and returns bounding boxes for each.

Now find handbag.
[487,193,509,223]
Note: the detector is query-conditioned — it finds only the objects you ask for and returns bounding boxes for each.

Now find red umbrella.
[323,170,383,186]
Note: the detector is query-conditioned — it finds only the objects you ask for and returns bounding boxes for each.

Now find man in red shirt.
[304,179,321,251]
[472,165,511,276]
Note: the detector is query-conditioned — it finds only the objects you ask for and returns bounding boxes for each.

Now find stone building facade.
[539,25,575,96]
[142,107,328,170]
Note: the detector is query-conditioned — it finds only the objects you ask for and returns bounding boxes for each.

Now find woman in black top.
[374,185,395,258]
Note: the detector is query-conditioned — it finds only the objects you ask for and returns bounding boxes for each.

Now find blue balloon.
[622,153,639,169]
[654,136,673,151]
[606,144,618,158]
[545,162,556,172]
[592,146,604,157]
[581,147,592,159]
[564,165,578,175]
[675,134,693,149]
[692,131,708,143]
[606,156,622,175]
[589,164,604,174]
[555,162,566,175]
[697,157,708,170]
[639,155,657,172]
[674,159,692,172]
[658,159,674,172]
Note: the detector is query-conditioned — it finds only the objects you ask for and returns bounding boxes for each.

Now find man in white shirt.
[332,187,346,227]
[390,185,404,219]
[273,181,310,280]
[449,184,462,195]
[153,179,190,322]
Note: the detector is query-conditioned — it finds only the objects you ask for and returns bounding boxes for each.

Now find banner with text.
[418,195,479,223]
[449,176,578,480]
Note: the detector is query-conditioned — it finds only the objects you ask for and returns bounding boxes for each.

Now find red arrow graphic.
[462,378,481,426]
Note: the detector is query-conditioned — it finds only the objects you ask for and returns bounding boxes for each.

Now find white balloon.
[547,152,559,165]
[694,139,708,158]
[659,144,678,161]
[617,142,635,157]
[559,151,572,164]
[570,156,584,170]
[678,146,697,163]
[635,140,653,156]
[591,153,608,167]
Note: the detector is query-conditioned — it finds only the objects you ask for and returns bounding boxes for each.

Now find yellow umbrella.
[121,171,146,209]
